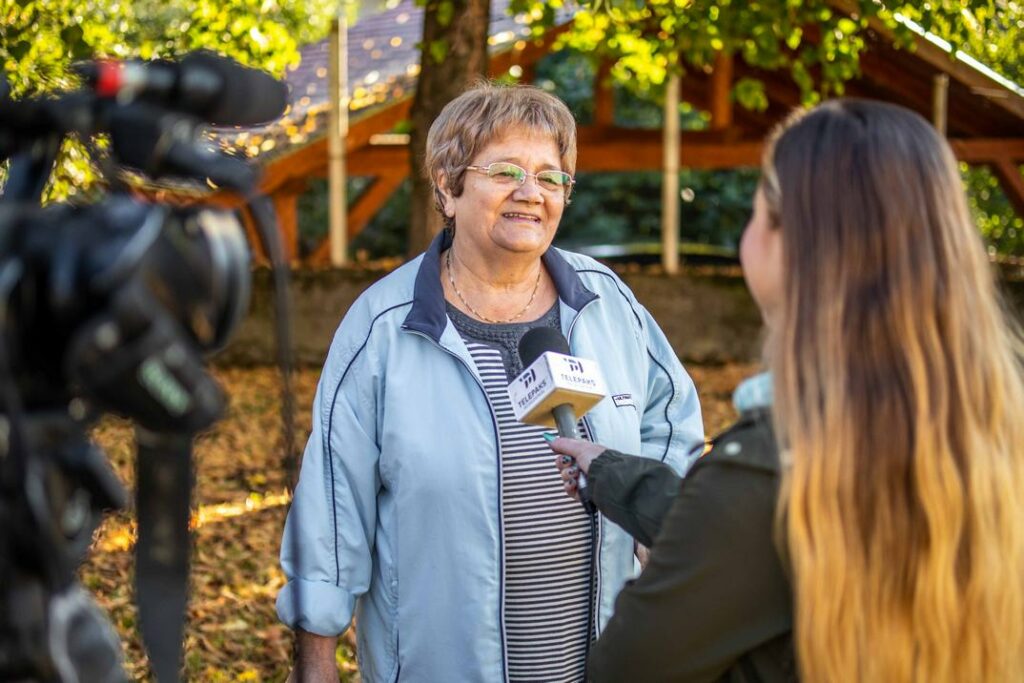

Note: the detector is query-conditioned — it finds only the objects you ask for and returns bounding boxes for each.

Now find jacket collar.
[732,372,774,414]
[402,230,597,342]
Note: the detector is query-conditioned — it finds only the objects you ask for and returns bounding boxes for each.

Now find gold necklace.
[446,247,541,324]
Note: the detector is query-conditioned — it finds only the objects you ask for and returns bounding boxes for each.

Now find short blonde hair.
[425,82,578,229]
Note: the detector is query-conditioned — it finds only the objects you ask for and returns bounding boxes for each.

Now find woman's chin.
[491,226,552,255]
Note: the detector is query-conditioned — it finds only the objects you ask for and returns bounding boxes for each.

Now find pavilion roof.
[219,0,1024,168]
[212,0,559,163]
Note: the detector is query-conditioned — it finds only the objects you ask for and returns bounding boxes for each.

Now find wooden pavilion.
[219,0,1024,267]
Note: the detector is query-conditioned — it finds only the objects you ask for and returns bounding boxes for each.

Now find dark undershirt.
[445,300,561,381]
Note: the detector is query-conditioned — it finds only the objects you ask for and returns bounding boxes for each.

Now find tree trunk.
[407,0,490,257]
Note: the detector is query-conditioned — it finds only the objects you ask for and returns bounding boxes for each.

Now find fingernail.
[542,432,557,443]
[560,455,573,465]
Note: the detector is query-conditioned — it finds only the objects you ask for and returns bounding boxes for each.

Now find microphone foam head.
[518,327,570,368]
[183,51,288,126]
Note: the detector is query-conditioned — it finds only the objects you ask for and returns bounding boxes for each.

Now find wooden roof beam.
[348,145,410,175]
[336,131,1018,174]
[990,159,1024,219]
[948,139,1024,164]
[308,172,407,264]
[576,136,764,170]
[256,99,413,194]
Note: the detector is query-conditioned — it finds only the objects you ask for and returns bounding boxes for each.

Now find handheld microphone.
[75,51,288,126]
[511,327,608,513]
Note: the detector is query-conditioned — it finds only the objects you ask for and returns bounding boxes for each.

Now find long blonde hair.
[762,100,1024,681]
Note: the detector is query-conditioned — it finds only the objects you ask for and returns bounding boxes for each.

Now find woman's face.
[441,127,567,259]
[740,188,785,326]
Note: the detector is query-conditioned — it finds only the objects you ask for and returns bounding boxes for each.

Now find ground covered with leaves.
[83,362,758,681]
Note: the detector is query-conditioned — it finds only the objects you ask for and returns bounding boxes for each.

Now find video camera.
[0,52,288,681]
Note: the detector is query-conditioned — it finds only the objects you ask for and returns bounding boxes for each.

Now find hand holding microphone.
[551,437,607,501]
[508,328,608,513]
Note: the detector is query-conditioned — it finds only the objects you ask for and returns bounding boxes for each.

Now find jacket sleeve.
[638,305,704,473]
[276,314,382,637]
[587,457,792,683]
[588,449,681,547]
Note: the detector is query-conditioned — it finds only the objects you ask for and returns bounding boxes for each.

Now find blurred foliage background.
[0,0,336,201]
[347,37,1024,260]
[1,0,1022,254]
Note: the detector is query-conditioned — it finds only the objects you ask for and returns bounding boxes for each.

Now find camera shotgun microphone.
[107,103,257,191]
[75,51,288,126]
[510,327,608,514]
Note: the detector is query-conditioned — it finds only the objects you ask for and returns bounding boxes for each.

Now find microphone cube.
[507,352,608,428]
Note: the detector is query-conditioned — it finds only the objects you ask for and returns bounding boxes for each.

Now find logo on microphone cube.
[556,356,597,388]
[507,351,608,428]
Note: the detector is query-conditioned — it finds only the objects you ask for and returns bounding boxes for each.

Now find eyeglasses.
[466,162,575,199]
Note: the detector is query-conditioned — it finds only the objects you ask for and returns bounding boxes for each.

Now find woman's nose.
[512,177,544,202]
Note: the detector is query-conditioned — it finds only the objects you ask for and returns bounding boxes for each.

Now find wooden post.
[932,73,949,136]
[328,11,350,266]
[661,70,681,275]
[238,205,269,267]
[710,51,733,131]
[272,187,302,263]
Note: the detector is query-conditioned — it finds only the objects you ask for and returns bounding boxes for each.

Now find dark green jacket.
[586,409,796,683]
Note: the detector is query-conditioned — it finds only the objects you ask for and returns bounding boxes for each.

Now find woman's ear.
[436,172,455,218]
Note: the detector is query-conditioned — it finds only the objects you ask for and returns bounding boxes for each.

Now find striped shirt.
[463,340,596,682]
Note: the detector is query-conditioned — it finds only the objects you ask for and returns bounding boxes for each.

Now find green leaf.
[437,0,454,28]
[785,27,803,50]
[733,77,768,112]
[791,59,814,96]
[429,38,449,64]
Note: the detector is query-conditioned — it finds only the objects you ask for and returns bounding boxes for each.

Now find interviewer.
[552,99,1024,682]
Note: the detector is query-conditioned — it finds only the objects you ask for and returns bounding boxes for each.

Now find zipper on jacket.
[584,495,599,669]
[402,328,510,683]
[566,298,604,665]
[564,296,598,346]
[581,414,602,646]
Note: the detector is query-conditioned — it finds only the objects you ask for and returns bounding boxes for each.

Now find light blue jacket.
[277,232,705,682]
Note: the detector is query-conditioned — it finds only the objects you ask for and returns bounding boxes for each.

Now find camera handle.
[134,428,194,683]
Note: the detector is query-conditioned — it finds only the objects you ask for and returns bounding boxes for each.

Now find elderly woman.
[277,83,704,682]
